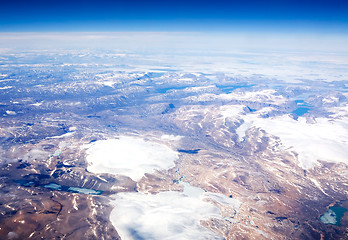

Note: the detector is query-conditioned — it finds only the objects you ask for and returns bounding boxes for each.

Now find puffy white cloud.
[110,182,239,240]
[85,136,178,181]
[238,113,348,169]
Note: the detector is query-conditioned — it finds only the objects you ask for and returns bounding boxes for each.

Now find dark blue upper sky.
[1,0,348,32]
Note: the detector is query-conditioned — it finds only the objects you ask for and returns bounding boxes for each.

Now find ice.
[320,209,337,225]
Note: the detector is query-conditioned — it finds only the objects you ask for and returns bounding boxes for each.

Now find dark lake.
[15,180,102,195]
[292,107,310,116]
[217,84,255,94]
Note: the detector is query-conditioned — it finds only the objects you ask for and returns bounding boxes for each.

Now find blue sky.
[0,0,348,33]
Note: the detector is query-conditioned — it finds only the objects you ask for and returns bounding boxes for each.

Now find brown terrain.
[0,101,347,239]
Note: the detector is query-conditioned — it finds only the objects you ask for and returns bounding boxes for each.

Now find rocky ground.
[0,54,347,239]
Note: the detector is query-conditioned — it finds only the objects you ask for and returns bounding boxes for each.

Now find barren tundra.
[0,46,348,239]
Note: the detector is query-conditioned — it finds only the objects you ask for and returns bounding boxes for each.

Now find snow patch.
[48,132,75,139]
[219,105,244,119]
[0,86,12,90]
[320,209,337,225]
[161,134,183,141]
[5,110,16,115]
[31,102,43,106]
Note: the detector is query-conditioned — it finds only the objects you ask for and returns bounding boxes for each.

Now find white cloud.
[85,136,179,181]
[238,113,348,169]
[110,182,239,240]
